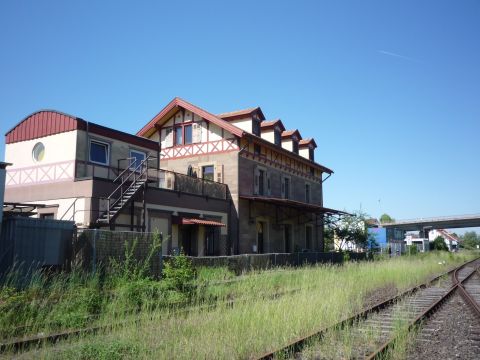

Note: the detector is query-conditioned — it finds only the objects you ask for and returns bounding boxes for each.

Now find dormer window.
[252,118,261,136]
[292,135,299,154]
[274,127,282,146]
[309,147,314,161]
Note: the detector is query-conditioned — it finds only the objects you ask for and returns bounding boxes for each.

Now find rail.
[59,197,84,221]
[1,258,477,356]
[74,160,228,200]
[254,257,480,360]
[365,257,480,359]
[106,156,150,222]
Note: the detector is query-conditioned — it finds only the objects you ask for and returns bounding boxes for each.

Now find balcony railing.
[75,160,228,200]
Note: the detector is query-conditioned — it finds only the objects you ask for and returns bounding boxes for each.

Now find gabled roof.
[438,229,460,243]
[281,129,302,140]
[261,119,286,132]
[217,106,266,121]
[137,97,244,138]
[299,138,317,148]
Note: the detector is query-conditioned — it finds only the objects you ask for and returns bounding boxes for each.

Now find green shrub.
[407,245,418,255]
[162,251,196,294]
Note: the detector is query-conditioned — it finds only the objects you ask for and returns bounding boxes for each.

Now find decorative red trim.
[6,160,75,187]
[137,97,244,138]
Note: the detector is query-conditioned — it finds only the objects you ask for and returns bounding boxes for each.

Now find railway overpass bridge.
[381,213,480,235]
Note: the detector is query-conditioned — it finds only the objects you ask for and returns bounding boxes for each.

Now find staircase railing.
[60,197,84,221]
[104,156,152,223]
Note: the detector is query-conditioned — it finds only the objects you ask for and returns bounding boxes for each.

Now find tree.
[379,213,395,224]
[461,231,479,249]
[431,236,448,251]
[326,211,370,251]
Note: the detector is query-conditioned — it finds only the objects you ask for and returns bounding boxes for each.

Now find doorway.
[180,225,197,256]
[257,221,265,254]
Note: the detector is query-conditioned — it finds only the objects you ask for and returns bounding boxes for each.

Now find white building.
[428,229,459,252]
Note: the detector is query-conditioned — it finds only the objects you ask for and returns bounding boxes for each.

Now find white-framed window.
[32,142,45,162]
[202,165,215,181]
[89,139,110,165]
[129,149,146,169]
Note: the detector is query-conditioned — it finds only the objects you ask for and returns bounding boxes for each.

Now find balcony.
[75,160,228,200]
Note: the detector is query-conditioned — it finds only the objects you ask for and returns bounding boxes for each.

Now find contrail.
[378,50,422,63]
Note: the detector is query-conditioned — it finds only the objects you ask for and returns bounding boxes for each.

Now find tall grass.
[8,251,475,359]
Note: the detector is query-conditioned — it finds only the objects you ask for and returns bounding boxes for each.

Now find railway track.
[255,257,480,360]
[406,272,480,359]
[2,258,478,357]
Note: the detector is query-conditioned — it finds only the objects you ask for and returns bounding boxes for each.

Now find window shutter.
[164,128,173,148]
[166,172,175,189]
[192,165,199,178]
[254,168,259,195]
[192,123,202,143]
[214,164,223,183]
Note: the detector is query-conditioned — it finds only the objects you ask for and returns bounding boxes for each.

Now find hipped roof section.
[217,107,265,121]
[282,129,302,139]
[299,138,317,148]
[137,97,244,138]
[261,119,286,132]
[5,110,158,150]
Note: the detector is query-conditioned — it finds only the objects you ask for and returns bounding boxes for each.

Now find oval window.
[32,142,45,162]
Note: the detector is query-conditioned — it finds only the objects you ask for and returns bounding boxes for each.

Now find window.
[309,147,314,161]
[252,119,261,136]
[305,184,311,203]
[202,165,214,181]
[175,126,183,145]
[274,129,282,146]
[130,149,146,169]
[258,169,265,195]
[282,177,290,199]
[40,213,54,219]
[310,167,315,176]
[89,140,109,165]
[32,142,45,162]
[254,144,261,156]
[184,124,193,144]
[292,140,299,154]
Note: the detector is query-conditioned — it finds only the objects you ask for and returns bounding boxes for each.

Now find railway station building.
[4,97,343,256]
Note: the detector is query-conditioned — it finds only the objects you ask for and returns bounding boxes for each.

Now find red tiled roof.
[137,97,244,138]
[173,217,226,227]
[281,129,301,139]
[299,138,317,148]
[260,119,285,131]
[217,107,259,119]
[438,229,460,242]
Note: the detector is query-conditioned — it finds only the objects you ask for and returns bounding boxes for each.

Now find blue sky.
[1,0,479,224]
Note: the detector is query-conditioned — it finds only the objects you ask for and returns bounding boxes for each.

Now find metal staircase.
[97,156,151,226]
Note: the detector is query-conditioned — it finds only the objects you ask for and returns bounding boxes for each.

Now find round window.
[32,142,45,162]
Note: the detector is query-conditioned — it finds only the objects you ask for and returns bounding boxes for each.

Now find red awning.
[173,217,226,227]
